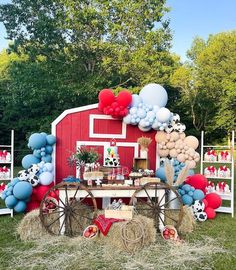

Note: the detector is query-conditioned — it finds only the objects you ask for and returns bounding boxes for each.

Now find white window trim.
[89,114,127,139]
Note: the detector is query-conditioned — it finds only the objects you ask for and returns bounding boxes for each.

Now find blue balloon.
[40,132,48,137]
[14,201,27,213]
[13,181,32,200]
[45,145,53,154]
[33,149,41,158]
[6,191,12,196]
[190,187,195,191]
[139,83,168,107]
[182,184,191,192]
[5,195,18,209]
[137,108,146,119]
[39,171,54,185]
[131,94,142,107]
[28,133,47,150]
[188,169,195,176]
[44,163,53,172]
[182,194,193,205]
[156,167,166,182]
[41,151,46,157]
[46,135,56,146]
[193,189,205,201]
[188,191,194,197]
[1,193,7,200]
[41,154,52,163]
[180,189,186,195]
[22,154,40,169]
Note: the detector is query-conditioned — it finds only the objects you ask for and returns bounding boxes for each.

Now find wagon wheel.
[129,182,183,231]
[39,182,97,237]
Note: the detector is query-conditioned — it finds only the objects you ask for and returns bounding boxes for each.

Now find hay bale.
[99,215,156,253]
[17,209,49,241]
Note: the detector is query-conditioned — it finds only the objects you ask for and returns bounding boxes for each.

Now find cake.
[104,146,120,167]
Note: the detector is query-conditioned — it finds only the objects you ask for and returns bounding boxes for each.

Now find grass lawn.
[0,166,235,270]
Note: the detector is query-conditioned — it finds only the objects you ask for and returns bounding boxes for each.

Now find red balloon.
[185,174,208,191]
[98,102,105,111]
[202,198,208,209]
[205,207,216,219]
[116,90,132,107]
[34,185,51,202]
[98,89,115,106]
[26,201,40,212]
[204,193,222,209]
[111,102,119,109]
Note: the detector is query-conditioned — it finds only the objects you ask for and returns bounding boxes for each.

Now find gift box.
[218,166,230,178]
[218,151,231,162]
[216,181,230,193]
[204,166,217,177]
[206,181,215,193]
[204,150,217,162]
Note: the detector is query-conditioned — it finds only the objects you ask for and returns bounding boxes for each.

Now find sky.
[0,0,236,61]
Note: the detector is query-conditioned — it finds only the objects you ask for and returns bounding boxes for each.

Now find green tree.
[171,31,236,139]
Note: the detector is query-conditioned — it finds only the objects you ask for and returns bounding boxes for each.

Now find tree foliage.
[171,31,236,139]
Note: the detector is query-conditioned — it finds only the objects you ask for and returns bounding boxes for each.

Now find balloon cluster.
[122,83,186,132]
[1,132,56,213]
[178,184,205,206]
[155,131,200,169]
[22,133,56,169]
[156,159,194,183]
[183,174,222,220]
[98,89,132,118]
[1,178,32,213]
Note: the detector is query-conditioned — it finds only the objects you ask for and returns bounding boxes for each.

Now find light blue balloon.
[193,189,205,201]
[152,120,159,130]
[188,191,194,197]
[33,149,41,158]
[138,125,152,132]
[5,195,18,209]
[41,147,45,151]
[46,135,56,146]
[190,186,195,191]
[123,114,132,124]
[138,103,143,108]
[131,117,137,124]
[13,181,32,200]
[8,186,13,192]
[14,201,27,213]
[146,111,155,119]
[28,133,47,150]
[156,167,166,182]
[40,132,48,137]
[137,108,146,119]
[156,108,171,123]
[131,94,142,107]
[45,145,53,154]
[139,83,168,107]
[136,117,141,122]
[41,154,52,163]
[11,178,20,186]
[182,194,193,206]
[153,105,160,112]
[139,119,146,128]
[43,167,48,172]
[188,169,195,176]
[41,151,46,157]
[159,126,164,131]
[130,107,138,115]
[180,189,186,195]
[182,184,191,192]
[22,154,40,169]
[44,163,53,172]
[6,191,12,196]
[148,105,153,110]
[39,171,54,185]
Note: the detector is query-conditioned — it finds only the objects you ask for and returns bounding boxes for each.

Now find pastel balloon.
[156,108,171,123]
[5,195,18,209]
[138,125,152,132]
[184,136,199,150]
[158,149,169,157]
[46,135,56,146]
[14,201,27,213]
[41,154,52,163]
[139,83,168,107]
[137,108,146,119]
[155,131,167,143]
[28,133,47,150]
[39,171,54,186]
[22,154,40,169]
[123,114,132,124]
[13,181,33,200]
[45,145,53,154]
[44,163,53,172]
[131,94,142,107]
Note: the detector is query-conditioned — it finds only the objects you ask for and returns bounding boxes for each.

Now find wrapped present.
[206,181,215,193]
[204,150,217,161]
[218,151,231,162]
[204,166,217,177]
[216,181,230,193]
[218,166,230,178]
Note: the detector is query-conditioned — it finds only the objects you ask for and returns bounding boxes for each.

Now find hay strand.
[164,160,174,186]
[175,164,190,186]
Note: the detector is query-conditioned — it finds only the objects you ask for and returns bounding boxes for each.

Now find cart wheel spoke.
[159,196,179,208]
[46,212,65,228]
[143,187,154,206]
[159,210,178,223]
[58,214,67,235]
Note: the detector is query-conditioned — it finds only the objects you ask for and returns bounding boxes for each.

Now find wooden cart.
[40,182,183,237]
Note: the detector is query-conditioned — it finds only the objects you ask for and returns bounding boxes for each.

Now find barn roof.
[51,103,98,127]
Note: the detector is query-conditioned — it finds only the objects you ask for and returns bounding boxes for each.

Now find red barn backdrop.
[52,104,160,184]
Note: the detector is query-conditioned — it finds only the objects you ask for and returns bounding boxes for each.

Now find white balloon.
[153,105,160,112]
[138,125,152,132]
[146,111,156,119]
[156,108,171,123]
[39,172,54,186]
[139,119,146,128]
[123,114,132,124]
[139,83,168,107]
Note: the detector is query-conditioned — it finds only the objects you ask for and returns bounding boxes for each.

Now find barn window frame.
[89,114,127,139]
